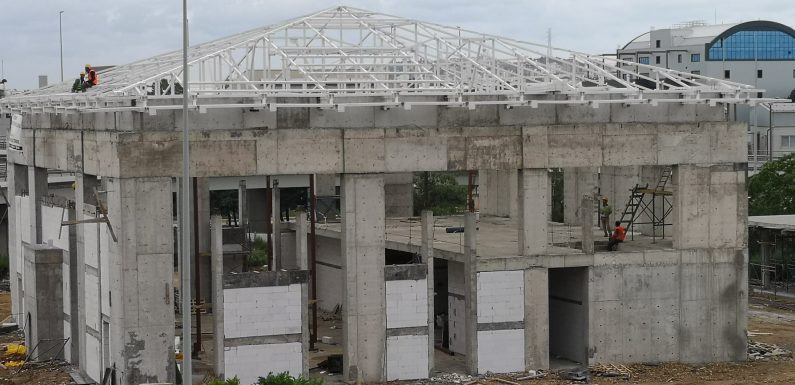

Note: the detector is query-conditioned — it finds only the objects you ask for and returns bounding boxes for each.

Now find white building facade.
[617,21,795,171]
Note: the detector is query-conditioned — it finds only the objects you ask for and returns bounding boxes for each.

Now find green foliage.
[413,172,467,216]
[749,154,795,216]
[257,372,324,385]
[204,376,240,385]
[0,255,8,278]
[211,190,239,225]
[248,236,269,268]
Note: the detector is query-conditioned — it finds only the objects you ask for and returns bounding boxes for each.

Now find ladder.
[654,166,673,191]
[618,184,646,227]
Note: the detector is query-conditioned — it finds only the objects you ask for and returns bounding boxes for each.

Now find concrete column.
[104,177,175,385]
[580,195,595,254]
[384,172,414,217]
[272,179,282,270]
[421,210,434,376]
[518,169,549,256]
[238,179,247,228]
[341,174,386,383]
[7,162,27,320]
[195,177,212,302]
[524,268,549,370]
[463,212,478,374]
[315,174,337,196]
[295,208,309,270]
[563,168,598,225]
[479,170,518,218]
[23,243,66,361]
[28,166,47,244]
[73,173,98,370]
[211,215,224,378]
[672,165,744,249]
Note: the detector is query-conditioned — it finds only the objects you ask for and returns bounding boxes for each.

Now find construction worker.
[84,64,99,88]
[71,72,86,93]
[607,220,626,251]
[600,197,612,237]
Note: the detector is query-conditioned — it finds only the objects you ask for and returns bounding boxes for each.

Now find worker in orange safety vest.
[84,64,99,88]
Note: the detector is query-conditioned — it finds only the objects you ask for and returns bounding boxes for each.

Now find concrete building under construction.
[0,6,774,385]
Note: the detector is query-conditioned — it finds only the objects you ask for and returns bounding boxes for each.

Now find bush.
[247,237,269,269]
[257,372,324,385]
[0,255,8,279]
[205,377,240,385]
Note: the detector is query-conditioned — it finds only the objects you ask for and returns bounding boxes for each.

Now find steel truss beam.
[1,6,783,114]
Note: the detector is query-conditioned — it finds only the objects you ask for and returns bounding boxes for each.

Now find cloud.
[1,0,794,90]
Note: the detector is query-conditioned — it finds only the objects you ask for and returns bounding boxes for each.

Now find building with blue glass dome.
[618,21,795,168]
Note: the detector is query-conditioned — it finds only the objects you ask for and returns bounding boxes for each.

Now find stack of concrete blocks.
[384,264,430,381]
[220,271,309,384]
[476,270,525,374]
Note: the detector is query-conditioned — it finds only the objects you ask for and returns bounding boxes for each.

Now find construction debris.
[516,370,546,380]
[426,373,476,384]
[560,367,590,382]
[591,363,633,379]
[748,341,793,360]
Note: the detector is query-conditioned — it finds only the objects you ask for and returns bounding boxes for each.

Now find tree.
[749,154,795,215]
[210,190,238,225]
[413,172,467,216]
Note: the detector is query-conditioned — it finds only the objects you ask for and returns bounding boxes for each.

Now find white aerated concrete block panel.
[386,335,429,381]
[477,271,524,323]
[386,279,428,328]
[86,334,102,382]
[477,329,525,374]
[448,296,466,354]
[85,273,100,331]
[225,343,303,385]
[41,205,69,250]
[223,284,302,338]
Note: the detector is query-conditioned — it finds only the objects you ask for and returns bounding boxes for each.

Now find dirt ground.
[1,291,795,385]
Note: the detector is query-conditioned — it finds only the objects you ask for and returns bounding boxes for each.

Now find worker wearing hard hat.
[84,64,99,88]
[71,72,86,93]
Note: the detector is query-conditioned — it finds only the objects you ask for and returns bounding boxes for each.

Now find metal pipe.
[180,0,192,383]
[266,176,272,271]
[467,170,475,212]
[59,11,64,83]
[192,177,202,356]
[309,174,318,350]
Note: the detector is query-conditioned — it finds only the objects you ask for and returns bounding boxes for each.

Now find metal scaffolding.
[0,6,780,114]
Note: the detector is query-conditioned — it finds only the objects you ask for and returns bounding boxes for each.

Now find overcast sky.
[1,0,794,90]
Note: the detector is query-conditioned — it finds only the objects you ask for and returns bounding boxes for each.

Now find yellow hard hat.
[85,63,91,68]
[80,71,85,76]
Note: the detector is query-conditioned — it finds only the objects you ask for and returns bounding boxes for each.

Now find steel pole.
[180,0,192,383]
[59,11,64,83]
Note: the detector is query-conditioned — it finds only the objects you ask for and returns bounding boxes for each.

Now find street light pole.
[59,11,64,83]
[180,0,193,384]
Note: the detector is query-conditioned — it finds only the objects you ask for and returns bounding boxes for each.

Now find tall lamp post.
[180,0,193,384]
[59,11,64,83]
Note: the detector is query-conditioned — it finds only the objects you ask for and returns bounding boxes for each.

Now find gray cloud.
[1,0,793,90]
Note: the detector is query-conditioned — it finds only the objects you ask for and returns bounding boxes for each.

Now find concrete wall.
[476,270,525,374]
[479,170,518,218]
[222,271,309,384]
[385,265,429,381]
[589,248,747,363]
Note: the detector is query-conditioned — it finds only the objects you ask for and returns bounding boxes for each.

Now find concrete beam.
[341,174,386,383]
[15,120,747,177]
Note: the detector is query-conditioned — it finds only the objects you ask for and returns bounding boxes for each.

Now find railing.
[748,150,794,163]
[0,136,6,151]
